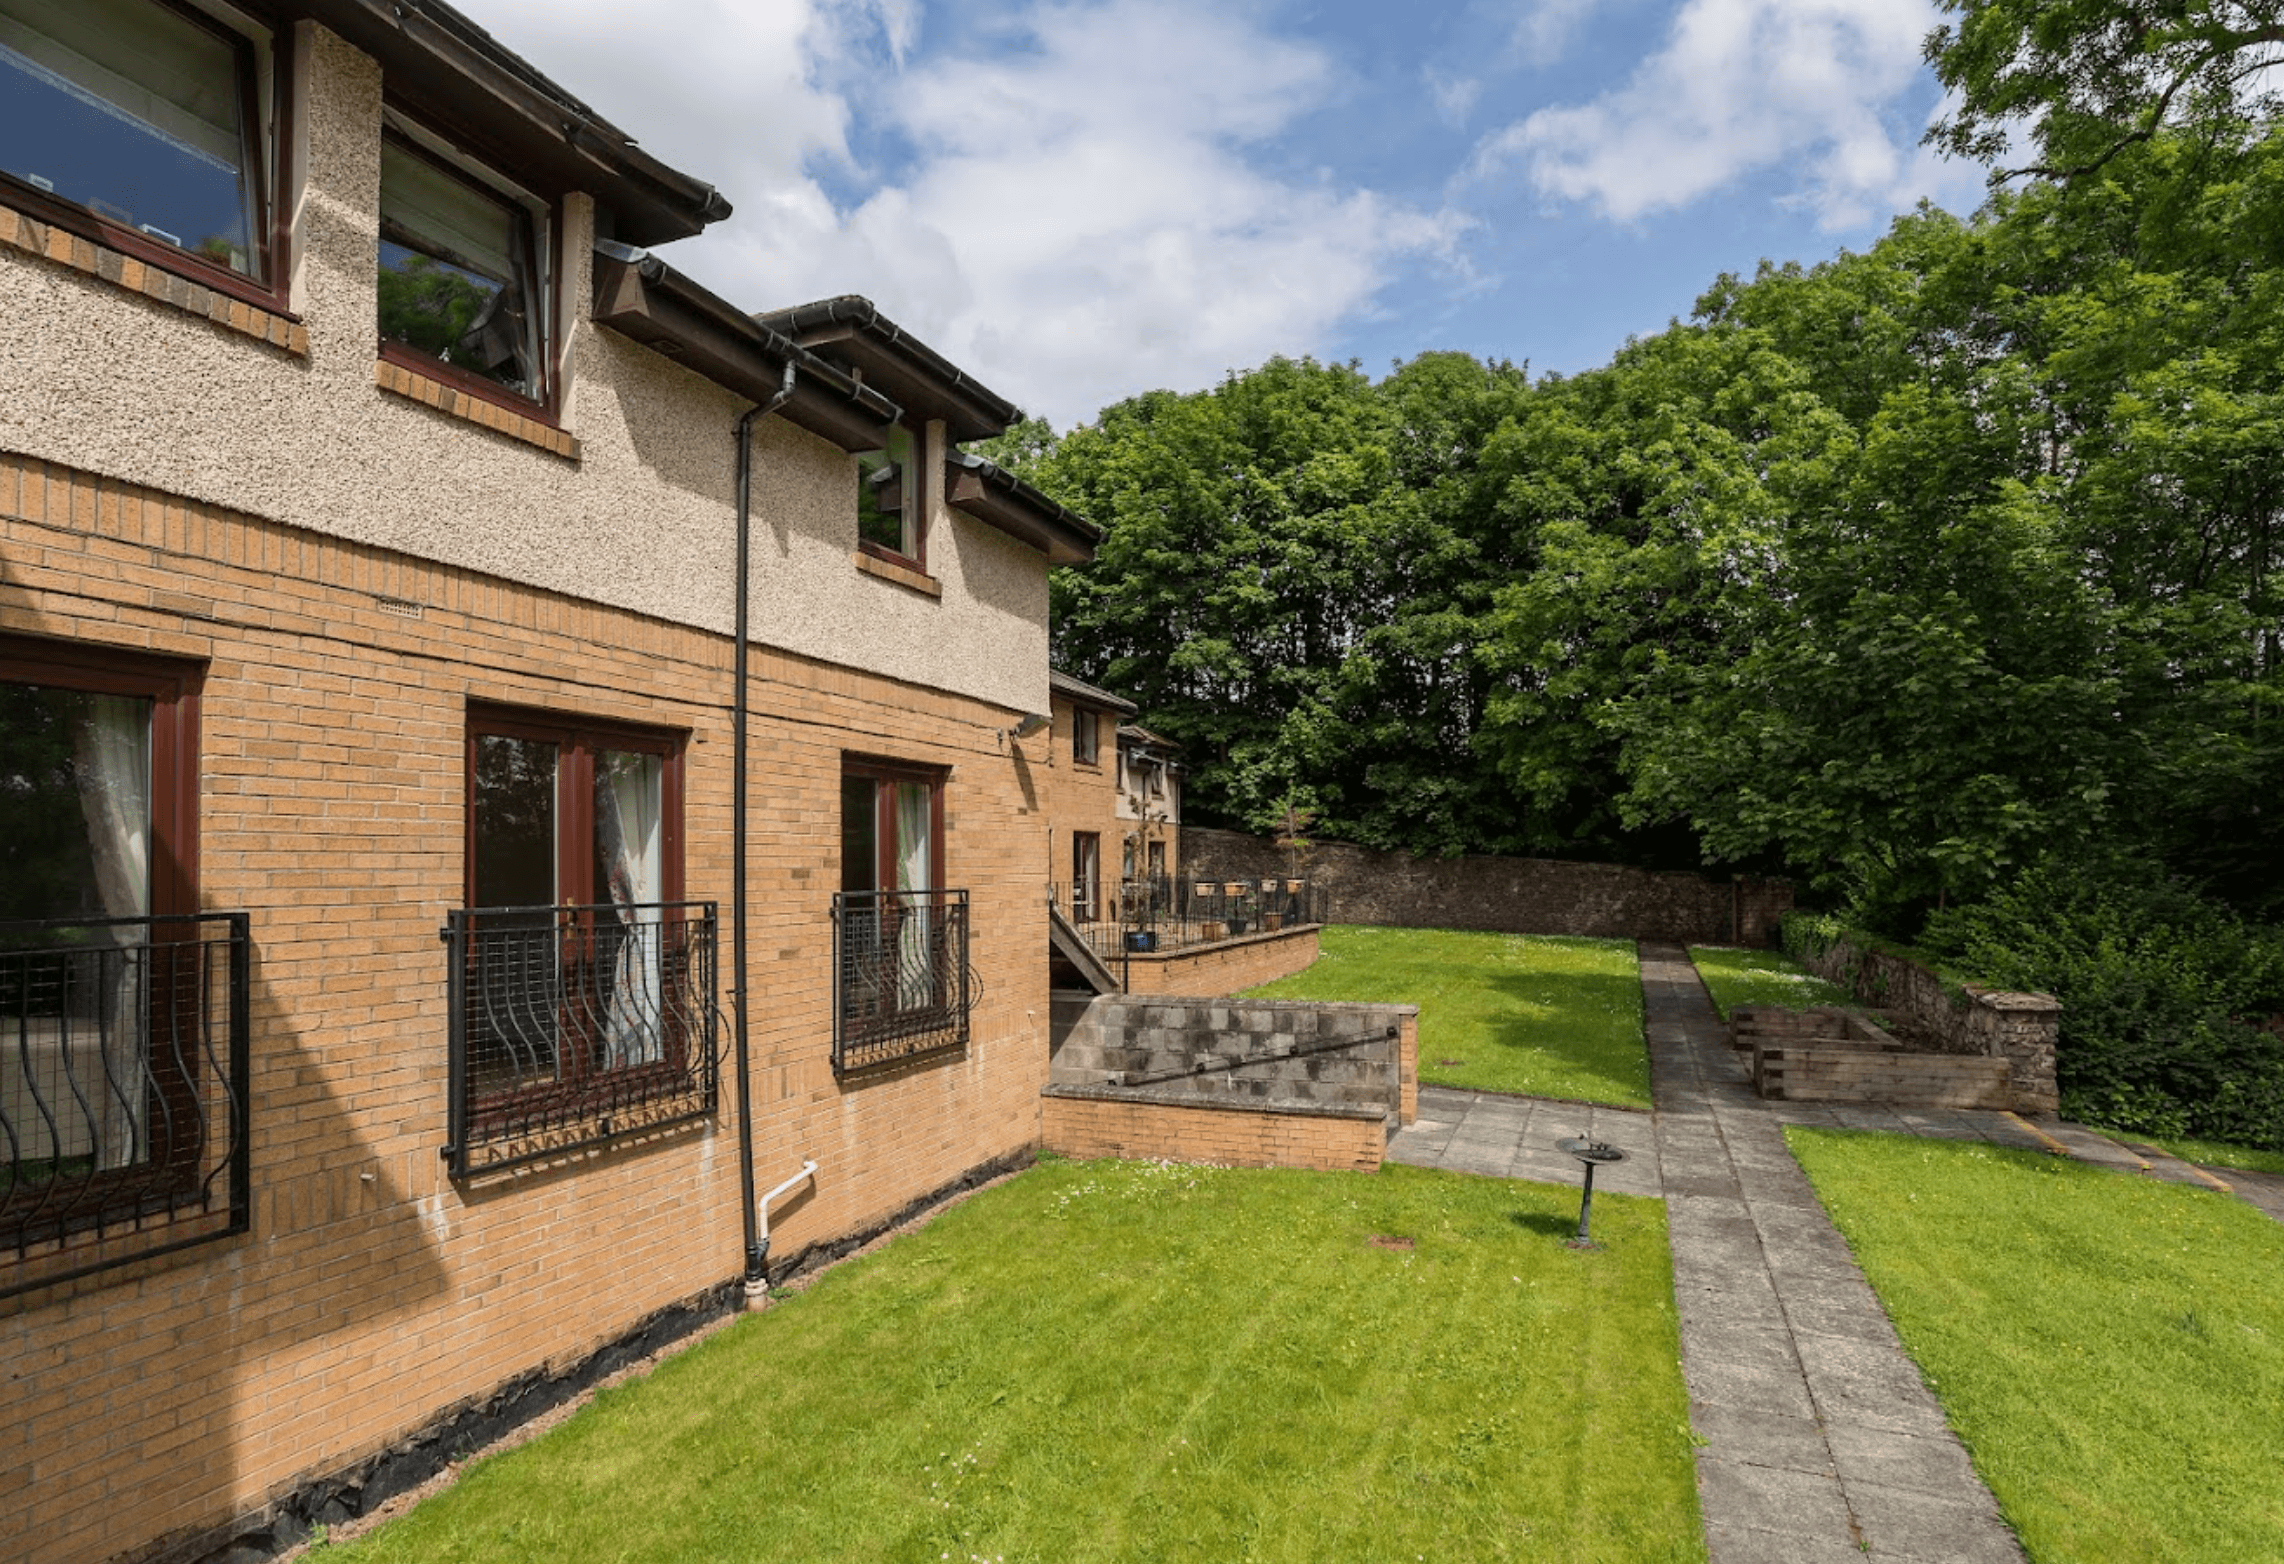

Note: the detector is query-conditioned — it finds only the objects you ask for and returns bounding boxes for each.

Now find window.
[0,0,280,297]
[378,118,551,408]
[832,758,966,1075]
[447,708,714,1175]
[2,638,248,1292]
[1147,839,1166,883]
[1073,832,1101,923]
[1072,709,1098,766]
[856,421,922,565]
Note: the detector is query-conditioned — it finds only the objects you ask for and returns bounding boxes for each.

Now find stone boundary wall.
[1752,1043,2015,1110]
[1120,924,1322,996]
[1794,937,2062,1114]
[1180,827,1793,947]
[1040,1090,1386,1173]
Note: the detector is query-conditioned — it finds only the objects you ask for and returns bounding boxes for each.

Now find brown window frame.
[1072,831,1101,922]
[0,0,294,317]
[1,634,210,1229]
[839,754,947,893]
[0,634,201,920]
[854,421,931,575]
[463,704,686,911]
[376,117,561,426]
[1071,708,1099,767]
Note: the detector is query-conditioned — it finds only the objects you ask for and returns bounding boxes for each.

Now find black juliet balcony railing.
[441,902,719,1177]
[2,913,251,1300]
[831,889,970,1076]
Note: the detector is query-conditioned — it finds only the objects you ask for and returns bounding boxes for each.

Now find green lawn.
[326,1160,1703,1564]
[2138,1133,2284,1178]
[1686,945,1852,1020]
[1244,925,1650,1108]
[1787,1128,2284,1564]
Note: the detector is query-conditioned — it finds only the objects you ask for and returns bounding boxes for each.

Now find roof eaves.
[946,452,1099,566]
[754,295,1022,439]
[1050,669,1138,716]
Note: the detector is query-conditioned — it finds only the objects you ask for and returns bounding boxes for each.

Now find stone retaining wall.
[1045,993,1418,1170]
[1180,827,1793,946]
[1792,938,2061,1113]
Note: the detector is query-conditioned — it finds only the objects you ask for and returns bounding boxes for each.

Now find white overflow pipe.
[746,1159,818,1303]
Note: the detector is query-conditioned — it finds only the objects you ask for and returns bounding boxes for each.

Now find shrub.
[1920,857,2284,1151]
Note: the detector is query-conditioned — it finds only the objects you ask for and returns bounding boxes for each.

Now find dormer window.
[857,422,921,564]
[377,118,551,407]
[0,0,279,295]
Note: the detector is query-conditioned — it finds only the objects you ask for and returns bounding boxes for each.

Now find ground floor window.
[1073,831,1100,922]
[447,707,713,1173]
[0,638,245,1284]
[833,758,965,1075]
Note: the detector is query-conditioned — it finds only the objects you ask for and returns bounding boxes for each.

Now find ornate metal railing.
[1050,876,1327,967]
[831,889,970,1076]
[2,913,250,1299]
[441,902,718,1177]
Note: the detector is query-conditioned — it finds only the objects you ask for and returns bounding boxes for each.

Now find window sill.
[1,201,305,356]
[853,550,942,598]
[376,360,580,461]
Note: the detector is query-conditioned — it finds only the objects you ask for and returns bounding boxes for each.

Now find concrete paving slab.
[1704,1523,1873,1563]
[1844,1480,2021,1563]
[1823,1422,1984,1496]
[1696,1458,1855,1535]
[1689,1403,1836,1476]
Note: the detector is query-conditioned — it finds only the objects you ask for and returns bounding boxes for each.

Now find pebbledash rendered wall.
[1181,827,1794,947]
[0,20,1065,1564]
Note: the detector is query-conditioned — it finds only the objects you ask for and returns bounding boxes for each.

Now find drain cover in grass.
[1437,1059,1468,1067]
[1368,1235,1416,1252]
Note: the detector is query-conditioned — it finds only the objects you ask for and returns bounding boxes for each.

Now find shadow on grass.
[1473,968,1648,1099]
[1508,1210,1582,1240]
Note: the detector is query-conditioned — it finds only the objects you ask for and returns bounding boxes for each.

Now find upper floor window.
[378,118,550,408]
[0,0,279,294]
[1072,709,1099,767]
[856,422,921,565]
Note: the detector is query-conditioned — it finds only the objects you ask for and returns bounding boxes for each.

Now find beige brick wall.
[1122,925,1322,997]
[1032,694,1127,915]
[1041,1093,1384,1173]
[0,455,1052,1564]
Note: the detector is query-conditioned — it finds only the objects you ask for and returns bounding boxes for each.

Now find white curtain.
[893,782,932,1008]
[71,694,150,1170]
[596,750,663,1066]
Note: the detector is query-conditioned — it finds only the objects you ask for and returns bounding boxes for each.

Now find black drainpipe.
[734,363,798,1295]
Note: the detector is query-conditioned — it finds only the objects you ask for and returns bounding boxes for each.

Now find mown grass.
[326,1160,1702,1564]
[2138,1133,2284,1178]
[1243,925,1649,1107]
[1686,945,1852,1020]
[1788,1128,2284,1564]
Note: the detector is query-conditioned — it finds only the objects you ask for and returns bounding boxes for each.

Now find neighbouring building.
[0,3,1094,1560]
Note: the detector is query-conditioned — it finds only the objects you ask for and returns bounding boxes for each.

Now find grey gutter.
[1050,668,1137,716]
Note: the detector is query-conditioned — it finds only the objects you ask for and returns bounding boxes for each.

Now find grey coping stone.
[1823,1422,1984,1498]
[1842,1480,2024,1563]
[1689,1403,1835,1476]
[1695,1456,1855,1536]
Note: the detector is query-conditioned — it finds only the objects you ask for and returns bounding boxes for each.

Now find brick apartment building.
[1040,669,1182,927]
[0,4,1095,1559]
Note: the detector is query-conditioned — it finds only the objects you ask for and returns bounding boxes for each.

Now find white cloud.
[457,0,1463,426]
[1471,0,1960,228]
[1426,69,1483,127]
[1514,0,1599,66]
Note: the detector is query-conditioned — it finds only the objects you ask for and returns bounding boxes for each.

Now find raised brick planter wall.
[1041,1089,1386,1172]
[1181,827,1793,946]
[1793,938,2062,1113]
[1119,924,1322,995]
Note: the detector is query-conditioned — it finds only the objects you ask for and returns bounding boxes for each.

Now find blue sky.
[463,0,1992,427]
